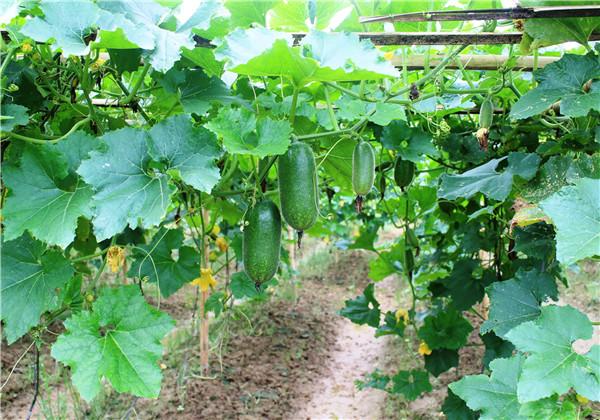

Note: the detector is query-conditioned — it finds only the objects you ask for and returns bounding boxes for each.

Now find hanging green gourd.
[352,140,376,212]
[394,156,416,190]
[278,141,318,247]
[243,200,282,288]
[477,96,494,151]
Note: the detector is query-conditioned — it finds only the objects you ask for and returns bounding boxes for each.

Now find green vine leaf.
[510,53,600,120]
[78,127,175,241]
[51,285,174,401]
[438,152,541,201]
[481,267,558,338]
[206,107,291,158]
[449,355,525,420]
[418,308,473,350]
[95,0,221,72]
[339,283,381,328]
[539,177,600,265]
[442,389,477,420]
[1,234,74,344]
[375,311,406,338]
[230,271,275,299]
[519,0,600,49]
[0,104,29,132]
[519,395,578,419]
[128,228,199,297]
[390,369,432,401]
[424,349,459,377]
[505,305,599,403]
[3,135,96,247]
[214,28,398,86]
[380,120,438,161]
[159,67,241,115]
[148,114,222,192]
[21,1,100,56]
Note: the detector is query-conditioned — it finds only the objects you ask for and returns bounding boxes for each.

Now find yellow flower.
[21,42,33,53]
[90,58,106,72]
[215,236,228,252]
[85,293,94,303]
[209,251,218,262]
[211,225,221,236]
[191,268,217,291]
[383,51,394,61]
[395,309,409,324]
[107,246,125,273]
[576,394,589,405]
[418,341,432,356]
[159,363,167,370]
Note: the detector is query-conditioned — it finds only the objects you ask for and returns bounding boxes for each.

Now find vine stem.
[71,248,109,262]
[0,47,16,78]
[4,117,90,144]
[25,345,40,420]
[390,44,468,99]
[289,87,299,125]
[123,62,151,104]
[0,341,35,391]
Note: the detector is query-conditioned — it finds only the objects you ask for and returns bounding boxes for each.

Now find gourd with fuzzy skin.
[243,200,281,286]
[352,140,376,212]
[394,156,416,189]
[278,142,318,245]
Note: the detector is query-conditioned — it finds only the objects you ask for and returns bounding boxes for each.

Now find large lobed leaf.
[148,114,222,192]
[505,305,599,403]
[214,28,398,86]
[510,53,600,120]
[78,127,175,241]
[418,307,473,350]
[79,115,221,240]
[2,133,97,248]
[51,286,174,401]
[1,234,74,343]
[481,267,558,338]
[339,283,381,327]
[128,228,199,297]
[540,177,600,265]
[206,107,291,158]
[450,355,525,420]
[438,153,541,201]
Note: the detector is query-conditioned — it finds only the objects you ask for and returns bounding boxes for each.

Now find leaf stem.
[323,85,340,131]
[390,44,468,99]
[71,248,109,262]
[123,62,151,104]
[0,47,16,90]
[4,117,91,144]
[289,88,299,125]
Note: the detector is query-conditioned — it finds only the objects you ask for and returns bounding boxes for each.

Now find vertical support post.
[199,209,210,373]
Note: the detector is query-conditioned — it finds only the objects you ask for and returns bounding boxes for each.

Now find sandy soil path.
[292,276,396,420]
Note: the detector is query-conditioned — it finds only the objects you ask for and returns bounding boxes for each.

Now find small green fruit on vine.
[394,157,415,189]
[352,140,376,212]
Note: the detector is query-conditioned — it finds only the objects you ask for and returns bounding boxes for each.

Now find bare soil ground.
[2,249,598,420]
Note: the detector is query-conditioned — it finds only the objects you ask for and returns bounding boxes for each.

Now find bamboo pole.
[390,53,559,71]
[359,5,600,24]
[199,209,210,374]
